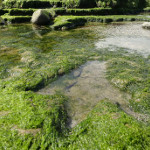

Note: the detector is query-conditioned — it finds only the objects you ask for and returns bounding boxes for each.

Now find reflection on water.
[95,22,150,57]
[38,61,130,128]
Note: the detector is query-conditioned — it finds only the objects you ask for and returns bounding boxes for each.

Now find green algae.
[0,23,150,149]
[0,24,97,91]
[62,100,150,149]
[107,55,150,115]
[0,90,68,149]
[0,46,20,79]
[52,15,150,30]
[0,24,97,149]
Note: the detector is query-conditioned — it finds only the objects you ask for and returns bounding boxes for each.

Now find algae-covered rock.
[31,9,52,25]
[142,22,150,29]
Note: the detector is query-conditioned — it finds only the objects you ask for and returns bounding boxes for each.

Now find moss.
[52,16,87,30]
[52,15,150,30]
[9,8,35,16]
[1,15,31,23]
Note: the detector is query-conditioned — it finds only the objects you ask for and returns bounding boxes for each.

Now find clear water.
[94,22,150,57]
[0,24,96,79]
[38,61,131,127]
[1,22,150,127]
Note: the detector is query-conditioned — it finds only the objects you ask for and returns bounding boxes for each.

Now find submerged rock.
[142,22,150,29]
[31,9,52,25]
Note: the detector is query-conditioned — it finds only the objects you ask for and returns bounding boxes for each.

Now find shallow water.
[94,22,150,57]
[38,61,131,127]
[38,60,149,127]
[1,22,150,78]
[1,22,150,126]
[0,24,96,79]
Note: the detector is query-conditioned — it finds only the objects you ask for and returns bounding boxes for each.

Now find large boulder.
[31,9,52,25]
[142,22,150,29]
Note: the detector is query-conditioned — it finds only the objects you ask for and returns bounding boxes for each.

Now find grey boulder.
[31,9,51,25]
[142,22,150,29]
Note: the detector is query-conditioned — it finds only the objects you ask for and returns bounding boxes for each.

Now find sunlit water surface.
[94,22,150,57]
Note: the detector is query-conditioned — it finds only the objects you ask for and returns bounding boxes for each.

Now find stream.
[38,22,150,127]
[0,22,150,127]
